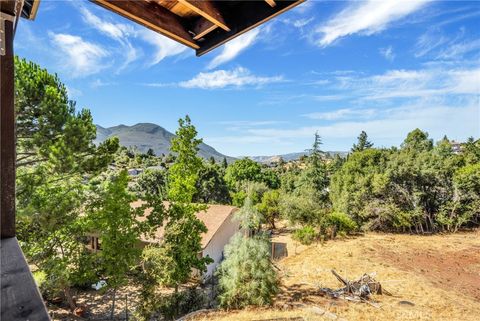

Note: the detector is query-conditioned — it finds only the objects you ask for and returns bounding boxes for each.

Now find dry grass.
[192,230,480,321]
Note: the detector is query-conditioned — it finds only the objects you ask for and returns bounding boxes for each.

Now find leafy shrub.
[292,226,317,245]
[326,211,357,236]
[134,287,206,321]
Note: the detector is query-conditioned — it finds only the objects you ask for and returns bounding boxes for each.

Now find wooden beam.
[265,0,277,7]
[92,0,199,49]
[1,6,16,239]
[177,0,230,31]
[192,17,218,40]
[197,0,304,56]
[1,238,51,321]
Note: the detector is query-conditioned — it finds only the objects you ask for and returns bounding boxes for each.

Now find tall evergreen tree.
[297,132,329,203]
[15,57,118,310]
[222,157,228,169]
[217,199,278,309]
[351,131,373,152]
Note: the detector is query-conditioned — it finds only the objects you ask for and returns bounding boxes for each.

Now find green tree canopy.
[224,158,263,188]
[351,131,373,152]
[193,163,230,204]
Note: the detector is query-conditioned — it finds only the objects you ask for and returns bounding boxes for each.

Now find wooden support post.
[0,11,16,239]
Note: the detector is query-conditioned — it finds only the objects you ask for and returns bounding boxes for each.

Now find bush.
[217,233,278,309]
[292,226,317,245]
[326,212,357,237]
[134,287,206,321]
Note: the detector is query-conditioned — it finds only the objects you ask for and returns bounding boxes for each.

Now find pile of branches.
[319,270,391,304]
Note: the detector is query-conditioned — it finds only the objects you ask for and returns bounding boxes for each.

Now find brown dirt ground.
[192,230,480,321]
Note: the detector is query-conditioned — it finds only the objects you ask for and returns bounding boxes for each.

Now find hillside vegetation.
[95,123,235,163]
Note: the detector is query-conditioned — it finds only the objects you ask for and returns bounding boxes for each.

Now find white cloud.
[90,79,116,88]
[179,67,283,89]
[65,86,82,99]
[314,0,430,47]
[79,7,134,42]
[138,29,187,66]
[316,67,480,101]
[303,108,377,121]
[294,1,315,14]
[414,30,449,57]
[283,17,314,28]
[79,7,138,70]
[215,102,478,148]
[379,46,395,61]
[50,33,109,77]
[436,38,480,60]
[207,28,260,69]
[293,17,314,28]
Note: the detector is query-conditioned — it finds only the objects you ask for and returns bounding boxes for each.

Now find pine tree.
[297,132,329,203]
[216,232,278,309]
[352,131,373,152]
[147,148,156,157]
[217,197,278,309]
[222,157,228,169]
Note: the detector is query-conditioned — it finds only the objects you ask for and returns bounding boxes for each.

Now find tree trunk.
[110,288,117,320]
[175,284,179,318]
[64,287,76,311]
[125,294,129,321]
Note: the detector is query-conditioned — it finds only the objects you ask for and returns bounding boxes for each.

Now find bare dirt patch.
[377,243,480,301]
[193,230,480,321]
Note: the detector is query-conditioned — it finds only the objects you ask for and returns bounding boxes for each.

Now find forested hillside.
[95,123,236,163]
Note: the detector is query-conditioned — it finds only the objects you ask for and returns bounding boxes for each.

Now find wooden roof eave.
[93,0,200,49]
[90,0,305,57]
[196,0,305,56]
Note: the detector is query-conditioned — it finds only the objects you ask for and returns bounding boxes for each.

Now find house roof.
[131,200,238,249]
[92,0,305,56]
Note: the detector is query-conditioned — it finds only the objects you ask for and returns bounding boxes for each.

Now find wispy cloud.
[179,67,284,89]
[209,101,478,153]
[379,45,395,61]
[314,67,480,101]
[90,79,116,88]
[138,29,188,66]
[79,6,134,42]
[314,0,430,47]
[207,28,260,69]
[79,6,137,71]
[303,108,377,121]
[50,32,109,77]
[282,17,314,29]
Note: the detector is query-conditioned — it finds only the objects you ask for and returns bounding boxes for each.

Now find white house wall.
[202,212,240,278]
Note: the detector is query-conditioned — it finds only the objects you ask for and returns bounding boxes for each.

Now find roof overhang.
[21,0,41,20]
[92,0,305,56]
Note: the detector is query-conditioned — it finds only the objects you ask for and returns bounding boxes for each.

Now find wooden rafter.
[177,0,230,31]
[265,0,276,7]
[197,0,304,56]
[192,18,218,40]
[93,0,199,49]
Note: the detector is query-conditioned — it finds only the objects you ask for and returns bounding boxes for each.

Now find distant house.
[450,141,463,154]
[88,201,240,280]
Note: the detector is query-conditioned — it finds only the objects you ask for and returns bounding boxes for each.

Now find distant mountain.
[95,123,236,163]
[249,151,348,164]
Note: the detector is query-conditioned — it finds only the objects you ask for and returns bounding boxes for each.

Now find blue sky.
[15,0,480,156]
